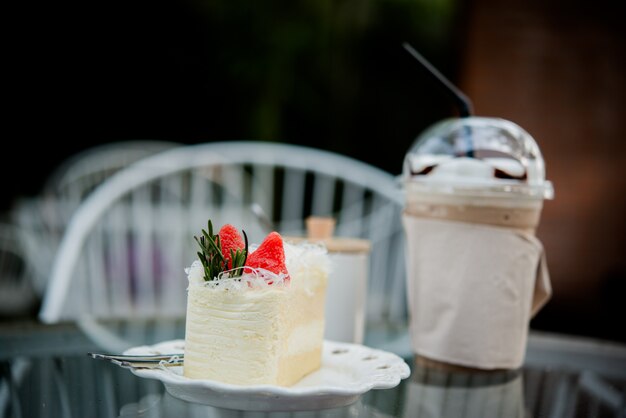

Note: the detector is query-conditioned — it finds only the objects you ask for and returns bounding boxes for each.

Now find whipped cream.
[406,156,528,185]
[186,241,329,291]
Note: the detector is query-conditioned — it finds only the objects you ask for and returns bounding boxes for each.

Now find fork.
[88,352,184,369]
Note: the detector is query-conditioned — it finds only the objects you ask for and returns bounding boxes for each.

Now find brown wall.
[460,0,626,341]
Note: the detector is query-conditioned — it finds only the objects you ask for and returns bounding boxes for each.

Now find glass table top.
[1,319,625,417]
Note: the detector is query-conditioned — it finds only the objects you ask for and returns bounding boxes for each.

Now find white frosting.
[185,260,205,284]
[186,241,329,290]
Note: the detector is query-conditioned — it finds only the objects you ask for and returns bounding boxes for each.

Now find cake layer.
[184,287,285,383]
[277,347,322,386]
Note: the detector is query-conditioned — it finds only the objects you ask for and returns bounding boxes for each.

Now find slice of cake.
[184,222,329,386]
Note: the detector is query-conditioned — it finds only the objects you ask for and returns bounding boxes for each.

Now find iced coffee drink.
[403,117,554,370]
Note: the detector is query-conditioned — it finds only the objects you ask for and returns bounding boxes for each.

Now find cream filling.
[287,320,324,355]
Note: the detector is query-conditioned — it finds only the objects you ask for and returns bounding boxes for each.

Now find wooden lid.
[284,216,371,253]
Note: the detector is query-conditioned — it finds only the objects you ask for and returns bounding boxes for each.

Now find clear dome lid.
[402,117,554,199]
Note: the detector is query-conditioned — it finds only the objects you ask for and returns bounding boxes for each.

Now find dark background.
[4,0,625,343]
[4,0,462,209]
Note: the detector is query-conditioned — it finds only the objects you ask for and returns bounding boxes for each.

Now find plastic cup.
[402,116,554,370]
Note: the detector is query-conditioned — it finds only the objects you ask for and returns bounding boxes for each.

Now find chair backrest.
[39,141,406,327]
[12,141,180,295]
[43,140,181,203]
[0,223,37,316]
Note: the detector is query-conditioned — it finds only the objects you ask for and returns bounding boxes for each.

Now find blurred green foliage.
[176,0,462,173]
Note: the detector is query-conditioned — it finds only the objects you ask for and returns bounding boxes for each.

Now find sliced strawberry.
[218,224,245,269]
[245,231,289,281]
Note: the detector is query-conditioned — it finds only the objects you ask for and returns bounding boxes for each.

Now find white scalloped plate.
[124,339,410,411]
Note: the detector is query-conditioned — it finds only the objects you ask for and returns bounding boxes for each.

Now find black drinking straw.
[402,42,474,117]
[402,42,475,156]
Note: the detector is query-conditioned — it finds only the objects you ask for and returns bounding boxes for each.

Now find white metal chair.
[42,140,182,202]
[39,141,406,332]
[0,223,38,317]
[12,141,180,295]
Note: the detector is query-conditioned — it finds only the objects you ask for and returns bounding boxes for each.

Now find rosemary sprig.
[193,220,248,281]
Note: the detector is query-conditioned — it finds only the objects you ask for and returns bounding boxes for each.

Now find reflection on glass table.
[1,319,625,417]
[118,392,394,418]
[403,366,524,418]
